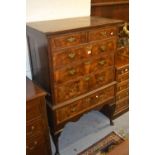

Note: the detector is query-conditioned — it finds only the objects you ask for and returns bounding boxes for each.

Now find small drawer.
[115,98,129,112]
[116,89,129,101]
[56,85,115,124]
[26,118,44,137]
[54,63,84,84]
[116,66,129,76]
[50,31,87,49]
[88,27,117,42]
[116,80,129,92]
[54,67,114,104]
[116,72,129,82]
[26,98,44,121]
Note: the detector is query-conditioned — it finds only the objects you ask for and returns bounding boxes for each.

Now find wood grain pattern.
[26,78,52,155]
[27,16,123,154]
[91,0,129,22]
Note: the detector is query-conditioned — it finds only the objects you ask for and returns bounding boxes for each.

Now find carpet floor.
[50,110,129,155]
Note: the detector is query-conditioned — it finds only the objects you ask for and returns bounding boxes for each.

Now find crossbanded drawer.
[88,27,117,42]
[26,118,45,137]
[54,67,114,104]
[54,54,114,84]
[55,85,115,124]
[115,97,129,113]
[52,39,116,68]
[26,98,44,122]
[49,31,87,49]
[116,80,128,92]
[116,89,129,101]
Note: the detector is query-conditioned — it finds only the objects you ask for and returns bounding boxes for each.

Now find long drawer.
[54,67,115,104]
[52,38,116,68]
[54,53,114,84]
[55,85,115,124]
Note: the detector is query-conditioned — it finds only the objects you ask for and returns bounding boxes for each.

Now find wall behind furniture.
[26,0,91,79]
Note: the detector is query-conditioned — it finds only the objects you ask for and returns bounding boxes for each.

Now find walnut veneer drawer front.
[54,67,114,103]
[88,27,117,42]
[53,39,116,68]
[50,31,87,49]
[54,54,114,84]
[56,85,115,124]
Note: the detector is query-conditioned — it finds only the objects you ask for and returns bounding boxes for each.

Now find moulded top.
[26,16,123,35]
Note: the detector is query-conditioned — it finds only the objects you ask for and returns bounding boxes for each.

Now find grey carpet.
[50,110,129,155]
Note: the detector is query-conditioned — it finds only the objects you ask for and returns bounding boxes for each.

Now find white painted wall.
[26,0,91,79]
[26,0,90,22]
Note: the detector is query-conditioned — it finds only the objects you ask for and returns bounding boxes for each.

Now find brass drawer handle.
[67,37,76,43]
[98,60,105,65]
[68,69,76,75]
[100,45,106,52]
[68,53,75,59]
[123,23,129,36]
[100,31,107,36]
[85,76,90,81]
